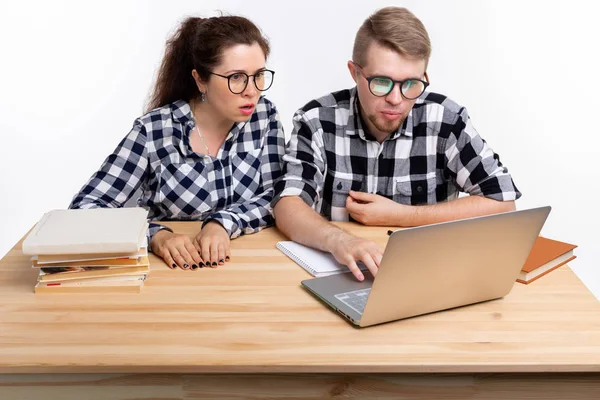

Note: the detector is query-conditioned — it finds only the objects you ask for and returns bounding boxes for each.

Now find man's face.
[349,41,427,138]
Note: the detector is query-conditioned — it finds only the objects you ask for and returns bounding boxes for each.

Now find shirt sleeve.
[443,107,522,201]
[203,107,286,239]
[68,119,171,245]
[271,109,327,209]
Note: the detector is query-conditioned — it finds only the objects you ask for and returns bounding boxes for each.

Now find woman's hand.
[193,221,231,267]
[151,230,203,270]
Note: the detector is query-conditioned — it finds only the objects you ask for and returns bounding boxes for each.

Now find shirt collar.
[171,100,193,124]
[170,99,248,141]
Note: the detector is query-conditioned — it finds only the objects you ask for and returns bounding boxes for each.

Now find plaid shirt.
[272,87,521,221]
[70,97,285,242]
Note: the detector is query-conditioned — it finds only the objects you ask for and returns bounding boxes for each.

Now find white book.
[276,241,367,277]
[22,208,149,255]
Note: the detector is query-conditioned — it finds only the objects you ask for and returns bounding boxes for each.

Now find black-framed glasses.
[209,69,275,94]
[353,62,429,100]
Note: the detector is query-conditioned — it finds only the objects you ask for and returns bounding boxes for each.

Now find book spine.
[25,242,142,256]
[34,284,142,294]
[39,268,149,282]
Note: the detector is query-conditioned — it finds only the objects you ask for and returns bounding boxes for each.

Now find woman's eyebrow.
[222,67,267,75]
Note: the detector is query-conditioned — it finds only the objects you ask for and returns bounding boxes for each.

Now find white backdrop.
[1,0,598,298]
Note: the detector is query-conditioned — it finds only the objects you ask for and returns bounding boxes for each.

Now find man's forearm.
[393,196,516,227]
[274,197,347,252]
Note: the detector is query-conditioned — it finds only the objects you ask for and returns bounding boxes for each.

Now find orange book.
[32,256,149,268]
[518,237,577,284]
[34,248,147,265]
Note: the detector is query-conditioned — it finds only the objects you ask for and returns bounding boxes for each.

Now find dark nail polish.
[219,259,224,264]
[183,264,189,269]
[171,263,177,269]
[225,256,230,261]
[199,262,205,268]
[212,262,217,267]
[192,264,198,270]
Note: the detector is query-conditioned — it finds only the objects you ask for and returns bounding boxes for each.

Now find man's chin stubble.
[369,115,405,135]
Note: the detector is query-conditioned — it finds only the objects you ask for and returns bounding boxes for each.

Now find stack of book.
[22,207,150,293]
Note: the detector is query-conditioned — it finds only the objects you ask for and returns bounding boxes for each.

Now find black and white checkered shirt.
[272,87,521,221]
[70,97,285,242]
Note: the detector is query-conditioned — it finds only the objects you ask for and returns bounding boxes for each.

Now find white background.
[1,1,598,298]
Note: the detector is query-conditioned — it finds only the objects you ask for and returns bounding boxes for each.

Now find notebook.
[276,241,367,277]
[517,236,577,284]
[22,208,149,255]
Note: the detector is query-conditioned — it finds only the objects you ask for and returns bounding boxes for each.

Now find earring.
[200,91,206,103]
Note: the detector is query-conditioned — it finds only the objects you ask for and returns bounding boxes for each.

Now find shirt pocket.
[329,175,362,221]
[157,162,213,219]
[393,177,437,205]
[230,147,263,202]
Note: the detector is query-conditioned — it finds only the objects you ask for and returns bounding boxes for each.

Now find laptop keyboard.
[334,288,371,315]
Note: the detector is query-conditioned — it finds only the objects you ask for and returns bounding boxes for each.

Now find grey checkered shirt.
[272,87,521,221]
[70,97,285,243]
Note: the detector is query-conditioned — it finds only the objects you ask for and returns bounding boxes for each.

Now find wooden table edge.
[1,363,599,374]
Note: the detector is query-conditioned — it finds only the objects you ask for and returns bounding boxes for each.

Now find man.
[272,7,521,281]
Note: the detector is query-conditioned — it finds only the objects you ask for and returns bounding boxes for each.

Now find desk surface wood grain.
[0,222,598,373]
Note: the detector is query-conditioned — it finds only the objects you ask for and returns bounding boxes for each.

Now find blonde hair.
[352,7,431,68]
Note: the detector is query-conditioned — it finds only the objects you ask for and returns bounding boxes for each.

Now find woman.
[69,15,285,271]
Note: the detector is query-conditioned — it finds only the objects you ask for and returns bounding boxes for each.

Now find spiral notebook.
[276,241,367,277]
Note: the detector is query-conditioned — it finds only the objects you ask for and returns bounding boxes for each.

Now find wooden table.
[0,222,599,399]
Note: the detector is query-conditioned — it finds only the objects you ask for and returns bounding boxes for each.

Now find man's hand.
[325,230,384,281]
[151,230,202,270]
[346,190,408,225]
[193,221,231,268]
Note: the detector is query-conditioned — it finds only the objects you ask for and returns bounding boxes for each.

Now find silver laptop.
[301,206,551,327]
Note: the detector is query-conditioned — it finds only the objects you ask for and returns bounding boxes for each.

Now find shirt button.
[416,185,423,193]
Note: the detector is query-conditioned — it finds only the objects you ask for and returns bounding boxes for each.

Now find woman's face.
[197,42,268,123]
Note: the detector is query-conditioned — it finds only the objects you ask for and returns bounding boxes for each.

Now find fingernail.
[219,259,224,264]
[199,262,205,268]
[211,262,217,267]
[171,263,177,269]
[225,256,230,261]
[183,264,189,269]
[192,264,198,270]
[358,273,364,281]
